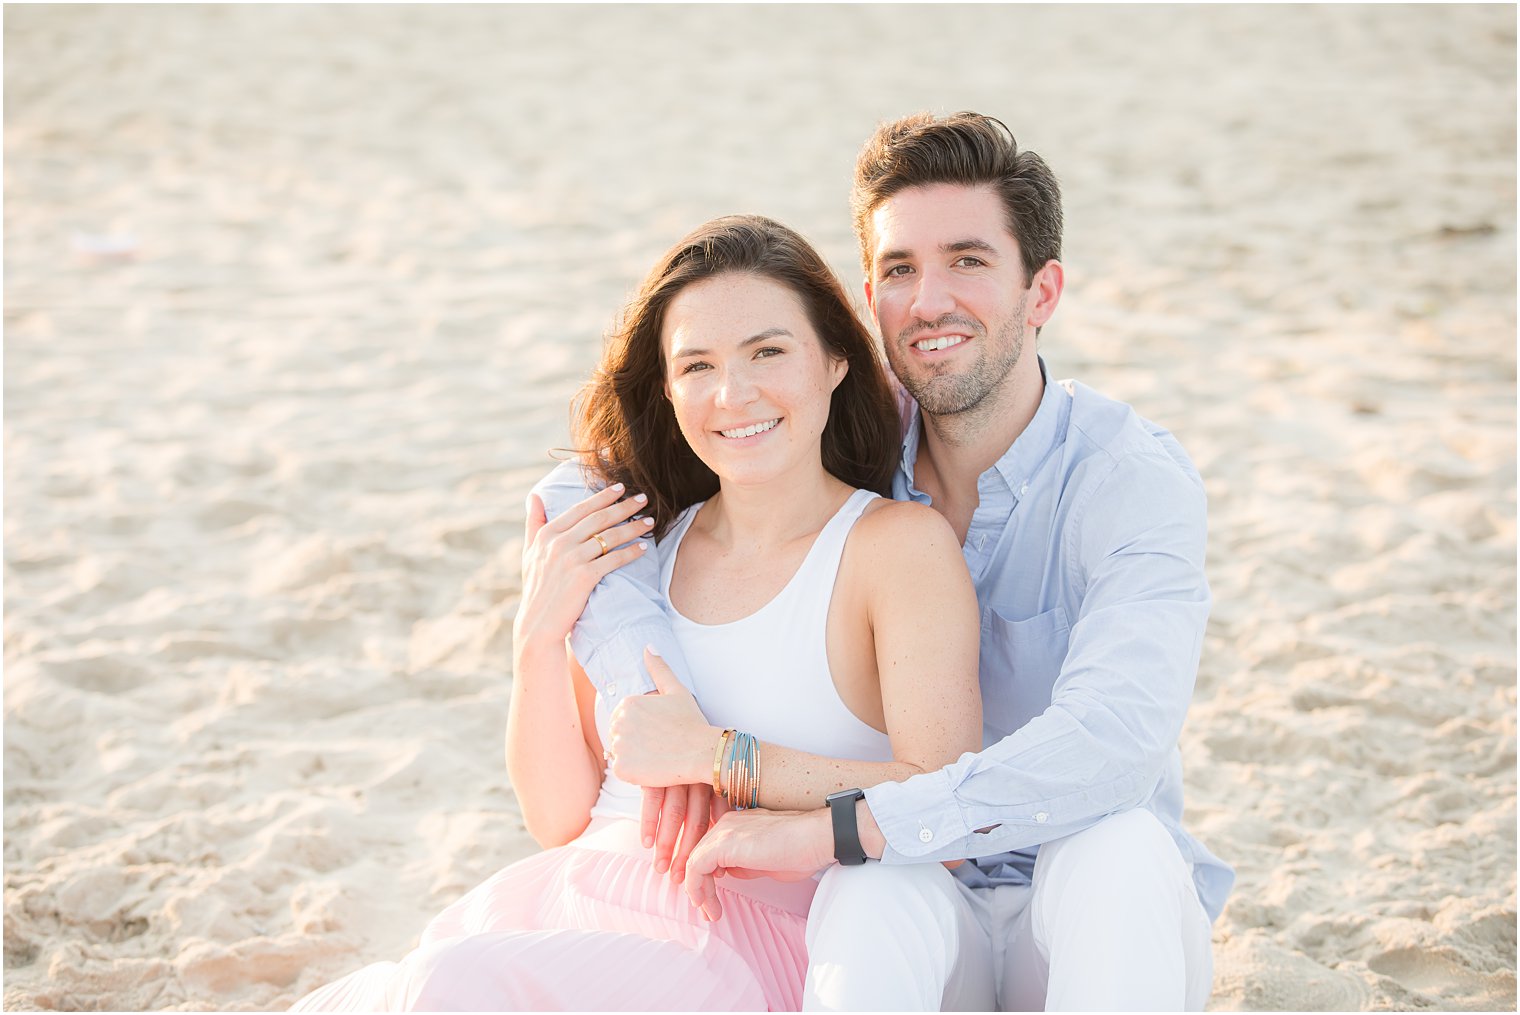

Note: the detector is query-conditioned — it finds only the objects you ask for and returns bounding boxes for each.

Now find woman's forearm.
[506,636,603,847]
[747,747,940,811]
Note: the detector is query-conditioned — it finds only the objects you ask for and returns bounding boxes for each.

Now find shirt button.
[918,827,934,843]
[1034,812,1048,823]
[604,685,616,697]
[1019,483,1030,498]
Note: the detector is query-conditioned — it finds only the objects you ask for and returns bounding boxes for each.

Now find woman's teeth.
[719,419,780,439]
[915,335,967,352]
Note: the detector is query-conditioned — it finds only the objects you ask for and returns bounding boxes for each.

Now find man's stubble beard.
[890,293,1028,418]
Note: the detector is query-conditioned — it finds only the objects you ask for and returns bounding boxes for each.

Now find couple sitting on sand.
[292,111,1233,1012]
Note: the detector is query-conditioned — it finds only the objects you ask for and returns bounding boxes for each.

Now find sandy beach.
[4,4,1515,1010]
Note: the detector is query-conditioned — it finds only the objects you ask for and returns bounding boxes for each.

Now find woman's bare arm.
[507,484,650,847]
[608,501,982,811]
[506,641,605,848]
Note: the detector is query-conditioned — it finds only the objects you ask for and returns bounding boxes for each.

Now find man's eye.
[955,256,985,268]
[883,264,912,278]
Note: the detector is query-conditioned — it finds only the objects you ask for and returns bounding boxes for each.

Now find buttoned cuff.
[866,762,1073,864]
[865,768,970,863]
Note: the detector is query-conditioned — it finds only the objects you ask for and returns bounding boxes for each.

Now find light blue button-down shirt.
[531,359,1233,922]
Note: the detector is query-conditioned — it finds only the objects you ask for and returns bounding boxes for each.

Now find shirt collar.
[899,356,1069,496]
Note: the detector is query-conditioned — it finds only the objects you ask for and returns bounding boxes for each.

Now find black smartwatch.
[825,788,868,866]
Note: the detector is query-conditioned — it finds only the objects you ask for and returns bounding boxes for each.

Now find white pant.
[802,809,1214,1011]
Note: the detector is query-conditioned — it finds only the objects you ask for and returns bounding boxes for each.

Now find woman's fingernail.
[638,541,649,550]
[611,482,624,493]
[634,493,647,503]
[647,644,662,657]
[643,836,654,849]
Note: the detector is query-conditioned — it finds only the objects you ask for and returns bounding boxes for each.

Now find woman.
[292,216,981,1011]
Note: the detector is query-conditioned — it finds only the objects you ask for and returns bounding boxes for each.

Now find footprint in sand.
[1368,945,1517,1008]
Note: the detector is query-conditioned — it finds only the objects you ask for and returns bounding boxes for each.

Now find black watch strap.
[826,788,867,866]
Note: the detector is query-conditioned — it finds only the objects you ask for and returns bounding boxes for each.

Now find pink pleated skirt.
[289,818,817,1011]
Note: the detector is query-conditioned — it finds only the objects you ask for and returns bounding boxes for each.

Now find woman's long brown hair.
[573,215,899,537]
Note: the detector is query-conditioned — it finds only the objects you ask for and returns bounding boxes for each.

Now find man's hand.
[607,647,717,788]
[683,807,835,922]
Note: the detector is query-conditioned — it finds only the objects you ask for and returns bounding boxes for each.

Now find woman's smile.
[717,417,782,441]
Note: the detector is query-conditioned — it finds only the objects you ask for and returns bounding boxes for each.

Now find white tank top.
[589,487,892,820]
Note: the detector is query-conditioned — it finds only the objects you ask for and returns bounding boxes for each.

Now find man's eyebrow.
[671,327,793,358]
[876,238,1002,264]
[944,239,1000,256]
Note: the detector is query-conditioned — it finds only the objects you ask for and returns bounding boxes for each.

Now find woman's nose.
[715,368,758,408]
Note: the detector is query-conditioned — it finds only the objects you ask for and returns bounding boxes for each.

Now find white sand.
[4,5,1514,1011]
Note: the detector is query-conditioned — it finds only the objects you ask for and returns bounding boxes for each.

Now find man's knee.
[1036,808,1184,889]
[1029,811,1213,1010]
[805,863,971,1011]
[810,861,963,941]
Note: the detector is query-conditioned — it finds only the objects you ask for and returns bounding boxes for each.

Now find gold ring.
[591,532,610,557]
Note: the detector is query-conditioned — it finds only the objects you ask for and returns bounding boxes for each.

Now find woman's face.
[661,272,847,490]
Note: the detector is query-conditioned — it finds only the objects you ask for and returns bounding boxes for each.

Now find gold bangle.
[713,729,734,796]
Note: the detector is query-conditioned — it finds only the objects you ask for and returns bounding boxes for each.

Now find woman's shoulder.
[851,497,959,568]
[858,496,952,533]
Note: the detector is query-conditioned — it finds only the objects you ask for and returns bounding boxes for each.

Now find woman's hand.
[515,483,654,651]
[639,783,723,883]
[607,647,718,788]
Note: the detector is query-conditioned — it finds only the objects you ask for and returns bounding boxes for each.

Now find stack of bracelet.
[711,729,761,809]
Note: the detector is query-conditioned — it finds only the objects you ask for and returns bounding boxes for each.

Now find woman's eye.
[755,347,783,359]
[680,361,710,375]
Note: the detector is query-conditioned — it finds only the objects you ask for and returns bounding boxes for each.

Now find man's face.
[864,183,1036,418]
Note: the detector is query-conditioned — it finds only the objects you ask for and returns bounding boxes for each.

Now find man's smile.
[911,334,971,354]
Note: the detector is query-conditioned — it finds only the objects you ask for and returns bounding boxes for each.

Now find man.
[531,112,1232,1010]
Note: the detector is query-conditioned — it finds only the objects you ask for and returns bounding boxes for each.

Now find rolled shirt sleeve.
[528,460,692,703]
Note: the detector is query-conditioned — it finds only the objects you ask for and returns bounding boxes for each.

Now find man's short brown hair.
[851,112,1063,285]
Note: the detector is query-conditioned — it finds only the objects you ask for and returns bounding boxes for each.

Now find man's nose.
[909,268,955,323]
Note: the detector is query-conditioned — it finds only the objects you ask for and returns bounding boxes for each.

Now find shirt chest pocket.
[979,606,1071,735]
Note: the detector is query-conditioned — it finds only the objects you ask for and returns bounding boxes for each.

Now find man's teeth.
[720,419,780,439]
[915,335,968,352]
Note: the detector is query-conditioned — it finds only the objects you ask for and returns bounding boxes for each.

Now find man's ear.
[863,279,875,316]
[1027,260,1065,331]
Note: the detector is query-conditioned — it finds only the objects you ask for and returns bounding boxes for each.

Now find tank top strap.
[779,488,879,610]
[661,489,879,601]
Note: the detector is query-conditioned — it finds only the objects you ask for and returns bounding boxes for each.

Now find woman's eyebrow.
[671,327,793,359]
